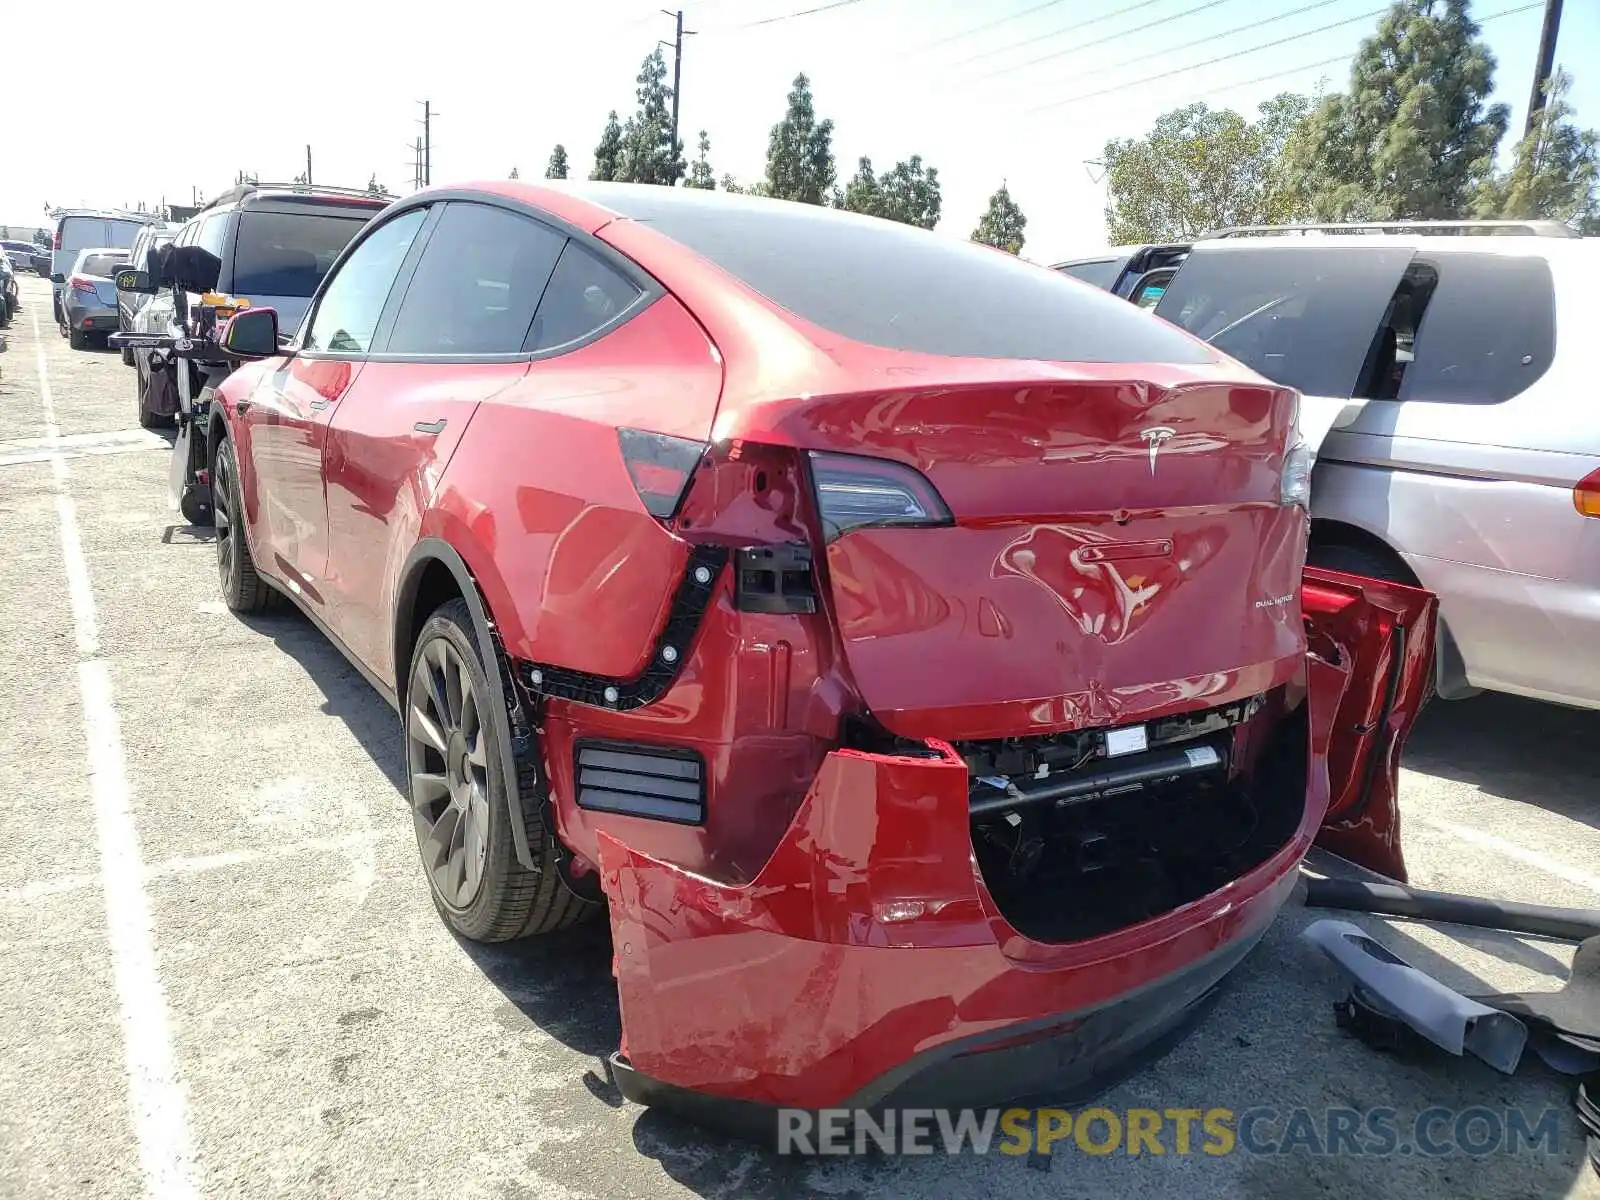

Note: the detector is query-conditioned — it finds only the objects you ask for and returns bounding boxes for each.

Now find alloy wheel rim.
[214,449,235,584]
[407,637,491,910]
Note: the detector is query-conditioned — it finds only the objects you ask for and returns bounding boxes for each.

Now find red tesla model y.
[206,180,1435,1131]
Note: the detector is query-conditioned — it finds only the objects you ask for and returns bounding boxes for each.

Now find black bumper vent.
[575,742,706,825]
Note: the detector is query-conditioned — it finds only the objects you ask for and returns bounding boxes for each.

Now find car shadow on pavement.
[1401,692,1600,834]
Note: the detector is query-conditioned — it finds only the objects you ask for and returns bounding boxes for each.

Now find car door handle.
[414,419,447,435]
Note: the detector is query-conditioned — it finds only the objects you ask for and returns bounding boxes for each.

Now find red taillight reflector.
[618,428,706,520]
[52,230,61,250]
[70,276,97,293]
[1576,469,1600,519]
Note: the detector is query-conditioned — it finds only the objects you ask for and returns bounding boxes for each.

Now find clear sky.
[5,0,1594,264]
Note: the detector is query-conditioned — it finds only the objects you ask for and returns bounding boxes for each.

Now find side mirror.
[115,268,156,294]
[220,307,280,360]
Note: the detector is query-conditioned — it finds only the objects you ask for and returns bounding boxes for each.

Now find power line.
[967,0,1242,78]
[1025,0,1541,114]
[706,0,865,31]
[915,0,1073,53]
[950,0,1221,70]
[1034,0,1350,90]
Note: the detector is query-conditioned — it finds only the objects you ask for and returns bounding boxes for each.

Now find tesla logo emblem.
[1140,426,1176,475]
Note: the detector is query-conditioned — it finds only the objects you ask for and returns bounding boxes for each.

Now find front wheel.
[405,598,593,942]
[213,438,274,612]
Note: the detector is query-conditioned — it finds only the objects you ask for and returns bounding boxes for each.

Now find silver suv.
[1055,221,1600,711]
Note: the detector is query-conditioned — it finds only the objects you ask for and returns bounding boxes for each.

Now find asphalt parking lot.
[2,268,1598,1200]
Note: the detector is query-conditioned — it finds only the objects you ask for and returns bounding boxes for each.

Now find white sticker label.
[1185,745,1222,768]
[1104,725,1148,757]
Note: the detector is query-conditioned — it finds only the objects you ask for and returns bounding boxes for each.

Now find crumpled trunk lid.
[806,373,1305,740]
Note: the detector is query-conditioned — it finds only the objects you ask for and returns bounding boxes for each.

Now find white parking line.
[1415,814,1600,896]
[31,312,200,1200]
[0,828,403,904]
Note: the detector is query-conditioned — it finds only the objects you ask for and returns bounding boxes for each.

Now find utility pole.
[418,101,435,187]
[1524,0,1564,136]
[661,10,694,171]
[305,145,313,186]
[414,137,423,190]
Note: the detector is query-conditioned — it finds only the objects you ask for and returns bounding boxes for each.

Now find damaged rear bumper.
[595,676,1335,1131]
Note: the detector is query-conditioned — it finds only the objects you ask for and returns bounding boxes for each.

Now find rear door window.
[383,202,566,356]
[1152,245,1415,397]
[196,213,229,259]
[104,219,145,249]
[525,241,644,352]
[1055,258,1124,290]
[231,209,371,298]
[1398,253,1556,404]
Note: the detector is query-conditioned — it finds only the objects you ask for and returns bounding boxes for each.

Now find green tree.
[509,166,520,180]
[591,112,623,181]
[1473,70,1598,229]
[1282,0,1507,219]
[878,156,941,228]
[972,182,1027,254]
[837,157,885,216]
[765,73,836,205]
[546,144,570,180]
[1103,95,1311,242]
[367,174,386,196]
[685,131,716,190]
[836,155,941,227]
[617,47,684,185]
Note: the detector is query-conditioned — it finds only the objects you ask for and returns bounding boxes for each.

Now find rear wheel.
[179,483,212,526]
[1306,540,1411,584]
[405,598,591,942]
[213,437,274,612]
[68,328,86,350]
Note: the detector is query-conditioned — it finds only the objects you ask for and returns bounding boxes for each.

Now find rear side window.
[81,252,127,277]
[385,202,565,355]
[598,193,1211,364]
[1153,246,1415,397]
[1055,259,1123,290]
[196,214,229,259]
[105,219,144,249]
[230,210,369,298]
[1399,253,1556,404]
[525,241,644,352]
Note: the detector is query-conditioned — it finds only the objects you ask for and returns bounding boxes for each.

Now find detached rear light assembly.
[807,451,953,543]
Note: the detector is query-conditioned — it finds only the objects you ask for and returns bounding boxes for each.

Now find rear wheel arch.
[1307,518,1476,700]
[395,539,542,872]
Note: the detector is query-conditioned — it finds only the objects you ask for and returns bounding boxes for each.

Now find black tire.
[405,597,593,942]
[68,327,87,350]
[179,483,212,526]
[1306,540,1410,584]
[121,345,134,366]
[213,438,274,612]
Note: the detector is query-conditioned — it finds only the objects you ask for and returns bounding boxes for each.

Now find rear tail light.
[69,276,97,293]
[1576,468,1600,519]
[52,230,61,250]
[618,428,707,520]
[808,451,952,542]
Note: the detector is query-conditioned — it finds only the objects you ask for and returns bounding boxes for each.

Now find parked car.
[0,252,15,328]
[1,241,39,285]
[117,224,176,364]
[33,246,52,277]
[118,181,389,514]
[200,181,1435,1131]
[49,209,153,324]
[1054,220,1600,712]
[59,247,131,348]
